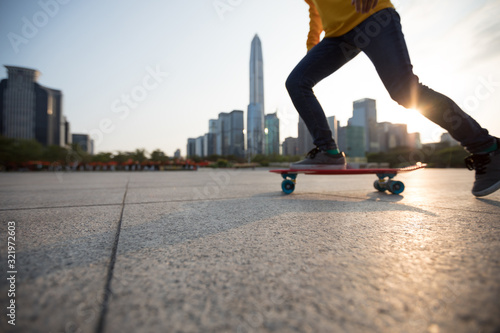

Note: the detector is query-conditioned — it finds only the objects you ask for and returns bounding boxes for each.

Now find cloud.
[435,0,500,66]
[466,1,500,63]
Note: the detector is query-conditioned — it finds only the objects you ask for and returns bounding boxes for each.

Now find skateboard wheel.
[281,179,295,194]
[387,180,405,194]
[373,180,386,192]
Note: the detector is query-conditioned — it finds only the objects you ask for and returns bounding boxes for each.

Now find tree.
[150,149,168,162]
[112,151,130,164]
[13,139,44,163]
[43,145,69,163]
[69,143,91,164]
[0,136,15,165]
[92,152,113,163]
[131,149,147,163]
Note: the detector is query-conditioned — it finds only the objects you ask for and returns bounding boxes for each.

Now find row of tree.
[0,136,175,168]
[367,143,469,168]
[1,136,469,170]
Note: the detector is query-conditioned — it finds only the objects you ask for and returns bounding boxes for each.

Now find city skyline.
[187,95,424,160]
[1,1,499,156]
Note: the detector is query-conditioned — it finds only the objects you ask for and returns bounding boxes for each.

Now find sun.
[399,108,445,143]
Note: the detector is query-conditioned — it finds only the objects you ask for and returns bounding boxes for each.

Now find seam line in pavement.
[0,203,123,212]
[0,196,260,212]
[96,178,129,333]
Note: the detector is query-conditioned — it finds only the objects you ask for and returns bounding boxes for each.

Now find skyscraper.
[186,138,196,157]
[247,34,265,156]
[72,134,92,154]
[1,66,38,141]
[265,112,279,155]
[327,115,338,144]
[348,98,379,153]
[282,137,299,156]
[0,65,68,146]
[215,110,244,157]
[298,117,314,155]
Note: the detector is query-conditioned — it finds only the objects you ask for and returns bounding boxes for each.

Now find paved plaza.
[0,168,499,333]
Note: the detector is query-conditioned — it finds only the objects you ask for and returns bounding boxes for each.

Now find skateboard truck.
[374,173,405,194]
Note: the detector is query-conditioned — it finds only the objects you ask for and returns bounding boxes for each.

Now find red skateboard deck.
[270,163,426,194]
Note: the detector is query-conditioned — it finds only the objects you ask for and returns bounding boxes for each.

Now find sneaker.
[291,147,347,170]
[465,140,500,197]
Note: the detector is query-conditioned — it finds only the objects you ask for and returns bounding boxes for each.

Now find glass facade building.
[0,66,68,146]
[265,112,279,155]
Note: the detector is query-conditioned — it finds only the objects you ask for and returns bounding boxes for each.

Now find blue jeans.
[286,8,494,153]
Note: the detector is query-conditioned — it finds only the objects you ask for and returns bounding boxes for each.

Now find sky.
[1,0,499,157]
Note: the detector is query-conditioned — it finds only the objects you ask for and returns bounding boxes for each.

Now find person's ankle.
[326,149,340,156]
[482,140,498,154]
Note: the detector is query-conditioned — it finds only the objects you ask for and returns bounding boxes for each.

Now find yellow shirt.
[305,0,394,50]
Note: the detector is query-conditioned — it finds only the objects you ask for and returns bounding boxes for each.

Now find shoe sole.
[472,179,500,197]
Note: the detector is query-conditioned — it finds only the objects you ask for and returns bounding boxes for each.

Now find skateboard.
[270,163,426,195]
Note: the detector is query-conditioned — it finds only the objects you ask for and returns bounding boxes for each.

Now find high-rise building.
[187,138,196,157]
[0,65,68,146]
[247,35,265,156]
[204,133,216,157]
[215,110,244,157]
[63,116,71,145]
[408,132,422,149]
[209,119,218,134]
[174,149,181,159]
[72,134,91,154]
[282,137,299,156]
[377,122,389,152]
[195,136,204,157]
[265,112,279,155]
[230,110,244,157]
[387,123,408,149]
[345,126,365,158]
[298,117,314,155]
[216,112,230,156]
[348,98,379,153]
[377,122,413,151]
[206,119,218,156]
[327,115,338,144]
[338,126,347,154]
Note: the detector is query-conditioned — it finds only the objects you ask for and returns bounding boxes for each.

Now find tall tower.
[348,98,379,153]
[0,65,67,146]
[264,112,279,155]
[1,66,40,140]
[247,34,265,156]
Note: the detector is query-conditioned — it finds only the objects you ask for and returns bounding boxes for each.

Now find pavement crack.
[96,178,129,333]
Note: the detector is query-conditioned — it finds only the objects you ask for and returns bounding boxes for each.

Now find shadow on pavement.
[14,194,436,282]
[476,197,500,207]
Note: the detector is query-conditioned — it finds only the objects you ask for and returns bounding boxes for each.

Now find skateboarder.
[286,0,500,197]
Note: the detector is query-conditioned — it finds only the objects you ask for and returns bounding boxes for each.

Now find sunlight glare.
[402,108,433,131]
[393,108,445,143]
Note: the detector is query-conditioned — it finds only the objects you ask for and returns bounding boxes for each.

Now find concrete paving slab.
[0,205,122,333]
[0,172,129,210]
[0,169,498,333]
[124,169,273,204]
[266,168,500,214]
[107,197,500,333]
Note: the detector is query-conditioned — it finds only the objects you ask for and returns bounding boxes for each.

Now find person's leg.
[286,38,360,152]
[352,8,496,153]
[351,8,499,196]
